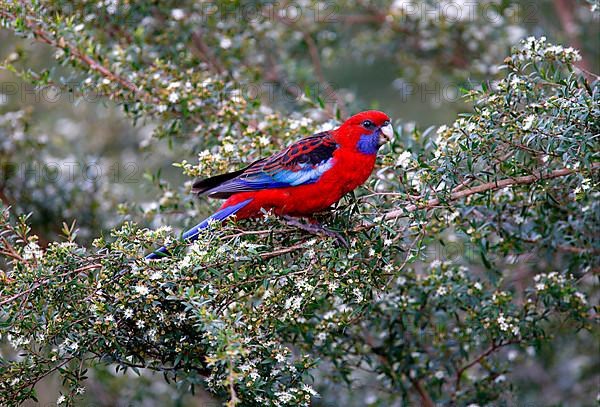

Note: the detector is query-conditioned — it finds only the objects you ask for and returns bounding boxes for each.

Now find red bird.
[147,110,391,258]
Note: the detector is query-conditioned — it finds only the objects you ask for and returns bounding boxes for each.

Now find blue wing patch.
[193,132,338,199]
[272,160,334,186]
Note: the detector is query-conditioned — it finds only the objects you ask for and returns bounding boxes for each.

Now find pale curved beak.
[379,123,394,145]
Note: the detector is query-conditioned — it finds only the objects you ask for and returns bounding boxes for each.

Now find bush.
[1,2,598,406]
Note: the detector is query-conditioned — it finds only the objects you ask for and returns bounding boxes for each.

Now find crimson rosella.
[147,110,392,258]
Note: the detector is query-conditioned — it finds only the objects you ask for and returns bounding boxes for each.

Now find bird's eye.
[362,120,375,129]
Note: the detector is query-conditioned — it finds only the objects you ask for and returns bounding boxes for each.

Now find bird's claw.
[319,227,349,248]
[282,216,349,248]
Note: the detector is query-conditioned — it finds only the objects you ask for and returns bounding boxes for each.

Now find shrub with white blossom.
[0,1,598,406]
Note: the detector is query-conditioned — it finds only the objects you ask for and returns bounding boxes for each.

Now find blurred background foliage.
[0,0,598,406]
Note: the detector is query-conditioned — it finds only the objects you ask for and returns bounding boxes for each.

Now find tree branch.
[191,30,226,75]
[0,10,144,98]
[383,165,599,221]
[0,263,101,306]
[409,377,435,407]
[454,339,521,394]
[553,0,596,78]
[272,11,348,119]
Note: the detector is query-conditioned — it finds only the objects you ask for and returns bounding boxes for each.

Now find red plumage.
[194,110,391,220]
[147,110,392,258]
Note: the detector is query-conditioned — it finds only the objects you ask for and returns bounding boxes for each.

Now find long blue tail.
[145,198,252,260]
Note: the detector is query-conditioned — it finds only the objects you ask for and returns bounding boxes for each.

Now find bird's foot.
[282,216,349,248]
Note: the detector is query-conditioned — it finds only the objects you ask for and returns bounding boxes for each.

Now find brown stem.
[259,239,308,260]
[0,10,144,98]
[383,165,599,220]
[454,340,520,394]
[0,263,101,306]
[273,11,348,119]
[553,0,596,78]
[304,32,349,119]
[409,377,435,407]
[191,30,226,75]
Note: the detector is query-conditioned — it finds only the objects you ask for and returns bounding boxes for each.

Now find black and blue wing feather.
[192,131,338,199]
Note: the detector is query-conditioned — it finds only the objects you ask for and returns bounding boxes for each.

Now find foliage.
[0,1,598,406]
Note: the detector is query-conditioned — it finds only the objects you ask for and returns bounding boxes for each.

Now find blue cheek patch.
[357,131,380,155]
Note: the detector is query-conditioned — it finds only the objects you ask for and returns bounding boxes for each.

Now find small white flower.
[57,395,66,404]
[168,92,179,103]
[284,296,302,310]
[574,292,587,304]
[522,114,535,130]
[383,239,393,246]
[436,286,448,296]
[258,135,270,146]
[65,341,79,351]
[581,178,591,191]
[509,76,523,88]
[353,288,364,302]
[220,37,232,49]
[396,151,412,169]
[171,9,185,20]
[23,241,43,260]
[150,270,162,280]
[136,319,145,329]
[302,383,319,396]
[124,308,134,319]
[435,370,445,379]
[134,284,149,296]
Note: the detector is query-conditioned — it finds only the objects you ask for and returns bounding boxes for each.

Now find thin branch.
[301,31,348,119]
[259,240,309,260]
[0,263,101,306]
[272,12,348,119]
[190,30,226,75]
[454,339,521,393]
[366,330,435,406]
[409,377,435,407]
[383,165,599,221]
[0,10,144,98]
[553,0,594,76]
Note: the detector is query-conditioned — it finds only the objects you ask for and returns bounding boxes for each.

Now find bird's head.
[334,110,393,154]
